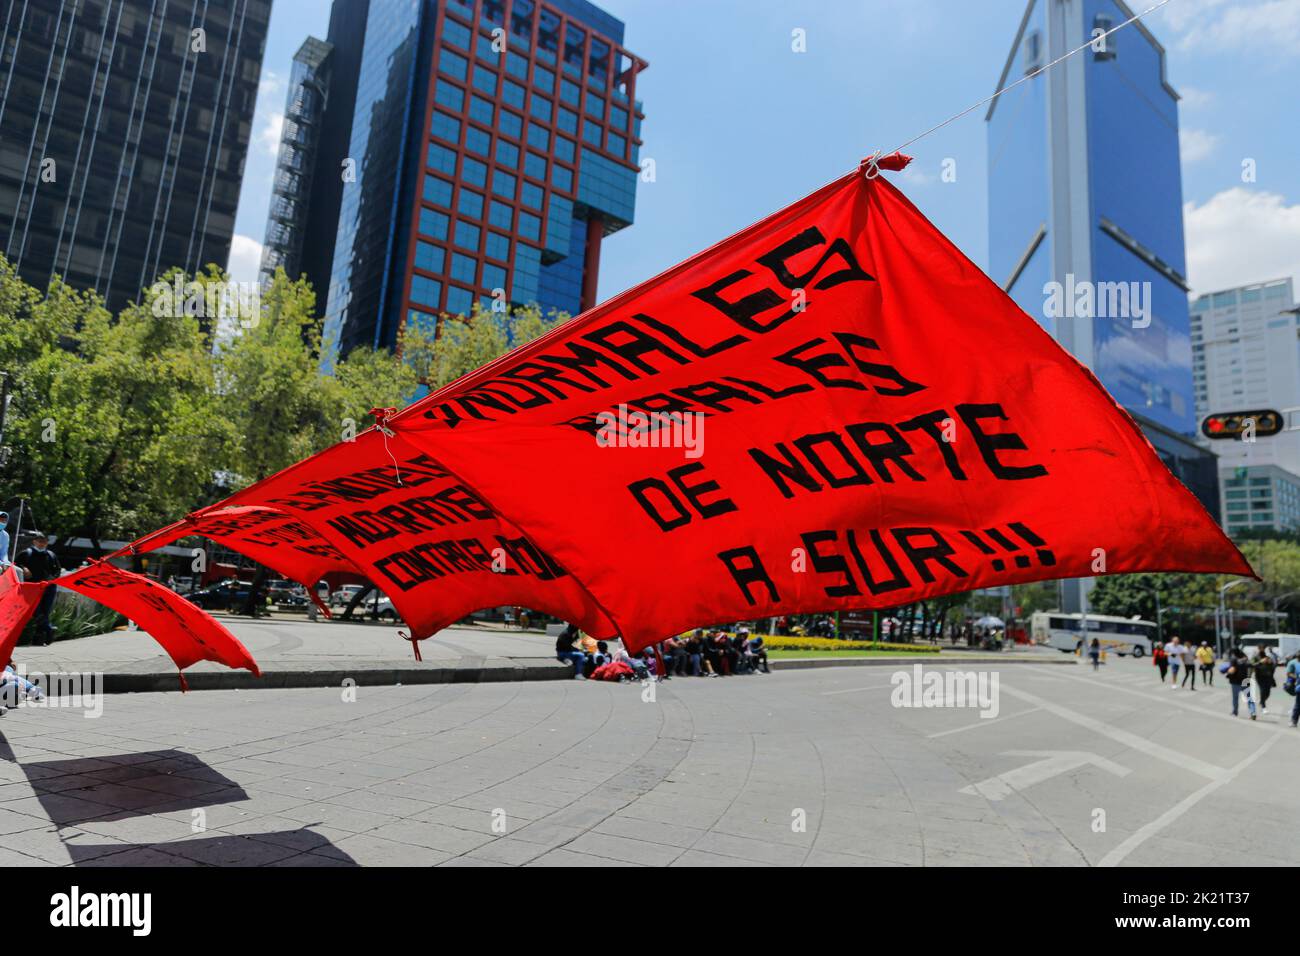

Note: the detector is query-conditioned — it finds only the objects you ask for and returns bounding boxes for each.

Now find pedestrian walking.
[1088,637,1101,670]
[1182,641,1198,690]
[1153,640,1168,683]
[0,511,10,569]
[1196,641,1215,686]
[1164,635,1184,689]
[14,532,60,646]
[1225,647,1257,719]
[1285,655,1300,728]
[1253,647,1277,715]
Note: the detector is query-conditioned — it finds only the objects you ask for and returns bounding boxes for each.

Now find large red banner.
[383,169,1250,650]
[49,163,1249,669]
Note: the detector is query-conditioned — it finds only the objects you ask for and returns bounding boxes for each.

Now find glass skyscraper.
[986,0,1218,495]
[0,0,271,312]
[986,0,1220,607]
[312,0,646,362]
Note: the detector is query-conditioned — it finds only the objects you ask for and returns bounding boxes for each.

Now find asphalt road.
[0,652,1295,866]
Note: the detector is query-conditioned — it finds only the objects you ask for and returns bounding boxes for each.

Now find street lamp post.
[1218,579,1248,656]
[1272,590,1300,634]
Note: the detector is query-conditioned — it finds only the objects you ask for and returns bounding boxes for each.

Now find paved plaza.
[0,647,1296,867]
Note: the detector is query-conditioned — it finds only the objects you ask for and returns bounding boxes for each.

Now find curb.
[39,652,1076,694]
[74,659,575,694]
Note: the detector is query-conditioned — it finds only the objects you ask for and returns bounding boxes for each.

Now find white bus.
[1030,612,1159,657]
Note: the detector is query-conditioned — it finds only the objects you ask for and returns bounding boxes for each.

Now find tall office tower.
[259,37,334,287]
[316,0,646,362]
[986,0,1219,609]
[1190,279,1300,534]
[0,0,272,312]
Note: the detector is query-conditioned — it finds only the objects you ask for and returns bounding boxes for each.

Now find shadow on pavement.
[1,741,356,866]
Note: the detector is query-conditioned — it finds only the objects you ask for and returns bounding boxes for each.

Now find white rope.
[863,0,1175,176]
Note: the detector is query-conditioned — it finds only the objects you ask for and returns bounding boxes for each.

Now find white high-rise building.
[1190,278,1300,533]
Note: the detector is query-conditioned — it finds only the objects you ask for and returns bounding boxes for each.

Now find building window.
[423,175,453,207]
[411,275,442,308]
[418,208,449,240]
[486,231,510,261]
[457,190,484,219]
[465,126,490,156]
[455,220,481,251]
[495,139,519,169]
[414,241,445,274]
[451,252,477,283]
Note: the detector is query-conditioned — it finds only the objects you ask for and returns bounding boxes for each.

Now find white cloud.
[1159,0,1300,53]
[256,110,285,157]
[1184,188,1300,295]
[1177,85,1213,109]
[258,70,283,98]
[1179,127,1219,163]
[226,234,264,287]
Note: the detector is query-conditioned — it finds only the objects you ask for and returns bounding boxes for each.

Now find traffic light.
[1200,410,1283,440]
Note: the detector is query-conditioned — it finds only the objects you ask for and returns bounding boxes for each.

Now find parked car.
[329,584,367,608]
[187,579,252,611]
[267,580,307,608]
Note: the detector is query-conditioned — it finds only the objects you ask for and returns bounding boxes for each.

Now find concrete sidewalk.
[9,618,1075,692]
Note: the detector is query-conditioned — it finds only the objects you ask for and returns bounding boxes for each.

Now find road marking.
[820,682,893,696]
[1037,667,1296,734]
[999,684,1227,780]
[960,750,1130,801]
[926,707,1042,738]
[1099,735,1280,867]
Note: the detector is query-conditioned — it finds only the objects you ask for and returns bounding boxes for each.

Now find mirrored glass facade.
[321,0,645,362]
[0,0,271,312]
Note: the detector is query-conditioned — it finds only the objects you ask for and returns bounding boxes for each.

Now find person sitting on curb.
[554,624,587,679]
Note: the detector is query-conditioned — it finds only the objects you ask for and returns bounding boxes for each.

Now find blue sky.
[229,0,1300,303]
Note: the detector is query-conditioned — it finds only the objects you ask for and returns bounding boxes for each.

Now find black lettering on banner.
[775,338,865,391]
[717,546,780,605]
[723,375,814,401]
[756,227,875,292]
[628,464,736,530]
[671,380,764,413]
[628,477,692,531]
[671,463,737,519]
[832,332,926,396]
[845,422,925,482]
[802,530,860,597]
[691,270,789,332]
[582,321,690,375]
[500,360,597,399]
[846,529,911,595]
[631,312,748,357]
[898,409,967,480]
[891,527,968,583]
[538,341,639,388]
[748,443,823,498]
[955,403,1049,480]
[792,432,873,489]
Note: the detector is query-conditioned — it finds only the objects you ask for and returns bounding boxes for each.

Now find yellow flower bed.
[747,635,939,653]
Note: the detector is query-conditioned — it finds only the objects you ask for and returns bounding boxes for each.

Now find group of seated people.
[554,624,770,681]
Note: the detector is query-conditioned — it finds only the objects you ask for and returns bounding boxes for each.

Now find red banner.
[207,428,616,642]
[130,506,363,612]
[60,563,260,676]
[0,566,48,671]
[379,169,1251,651]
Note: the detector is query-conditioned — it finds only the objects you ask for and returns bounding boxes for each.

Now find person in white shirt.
[1164,636,1185,689]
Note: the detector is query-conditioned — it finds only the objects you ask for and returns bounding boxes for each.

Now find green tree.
[0,263,234,551]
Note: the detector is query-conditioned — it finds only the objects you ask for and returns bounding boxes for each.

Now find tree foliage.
[0,260,556,551]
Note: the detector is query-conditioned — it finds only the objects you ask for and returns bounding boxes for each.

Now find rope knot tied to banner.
[398,629,431,662]
[861,151,913,180]
[369,406,404,486]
